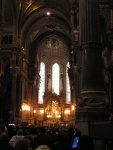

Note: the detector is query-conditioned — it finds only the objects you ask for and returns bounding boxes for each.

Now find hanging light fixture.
[46,11,51,16]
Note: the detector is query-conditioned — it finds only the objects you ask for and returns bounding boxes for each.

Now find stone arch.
[28,31,71,80]
[0,55,11,75]
[21,7,70,33]
[20,7,71,51]
[100,12,111,31]
[44,93,63,105]
[30,31,71,61]
[2,0,17,44]
[43,93,65,123]
[0,54,11,61]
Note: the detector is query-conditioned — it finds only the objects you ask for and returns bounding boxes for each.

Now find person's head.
[35,145,51,150]
[15,139,31,150]
[25,128,30,135]
[17,129,23,135]
[38,126,46,134]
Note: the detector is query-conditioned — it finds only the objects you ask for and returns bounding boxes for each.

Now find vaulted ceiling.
[15,0,74,62]
[18,0,72,46]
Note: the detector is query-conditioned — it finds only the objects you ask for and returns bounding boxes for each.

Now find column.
[16,76,22,120]
[76,1,111,143]
[10,50,17,122]
[29,82,35,125]
[11,68,17,121]
[0,0,3,45]
[79,0,105,106]
[110,2,113,28]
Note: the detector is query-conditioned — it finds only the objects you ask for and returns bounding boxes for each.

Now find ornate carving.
[77,97,85,107]
[84,96,105,107]
[77,95,105,107]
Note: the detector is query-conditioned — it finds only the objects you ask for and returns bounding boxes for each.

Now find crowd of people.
[0,123,94,150]
[1,122,113,150]
[0,123,79,150]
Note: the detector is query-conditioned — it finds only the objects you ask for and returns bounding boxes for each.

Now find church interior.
[0,0,113,141]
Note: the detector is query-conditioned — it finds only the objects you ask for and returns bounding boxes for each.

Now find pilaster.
[11,68,17,121]
[10,49,19,122]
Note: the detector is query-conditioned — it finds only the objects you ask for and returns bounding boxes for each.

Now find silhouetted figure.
[34,126,52,149]
[74,128,81,137]
[64,126,75,150]
[15,139,31,150]
[52,133,65,150]
[9,129,24,147]
[24,135,34,150]
[69,128,81,150]
[29,127,38,149]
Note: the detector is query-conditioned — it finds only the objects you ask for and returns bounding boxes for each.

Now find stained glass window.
[66,62,71,104]
[52,63,59,95]
[38,62,45,104]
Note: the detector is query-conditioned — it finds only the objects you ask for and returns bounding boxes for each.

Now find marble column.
[76,1,111,143]
[79,0,105,106]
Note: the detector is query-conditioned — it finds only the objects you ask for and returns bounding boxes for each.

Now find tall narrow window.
[66,62,71,104]
[38,62,45,104]
[52,63,59,95]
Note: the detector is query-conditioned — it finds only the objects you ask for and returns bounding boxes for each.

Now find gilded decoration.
[39,37,69,57]
[19,0,44,14]
[43,93,65,124]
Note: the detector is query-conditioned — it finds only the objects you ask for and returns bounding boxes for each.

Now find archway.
[43,93,64,126]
